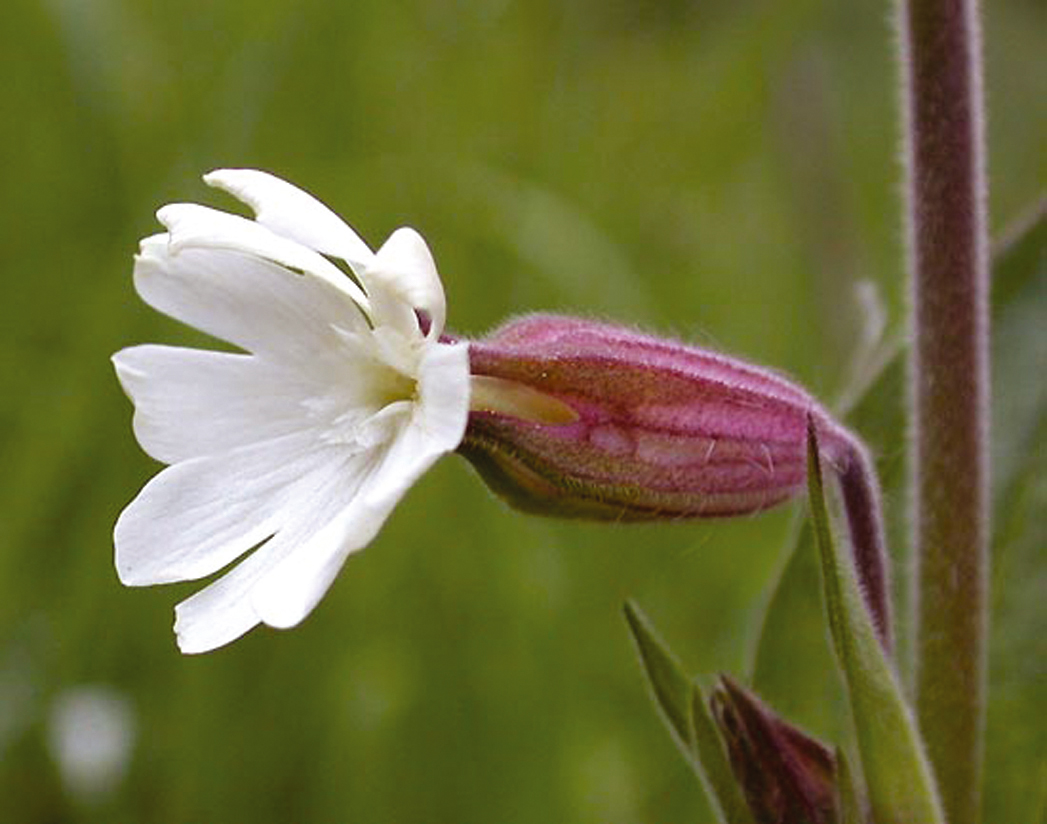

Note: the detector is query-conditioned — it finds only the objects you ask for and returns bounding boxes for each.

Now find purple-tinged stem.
[897,0,990,820]
[836,440,893,654]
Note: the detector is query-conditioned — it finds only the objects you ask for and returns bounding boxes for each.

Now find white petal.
[249,482,388,630]
[114,433,337,585]
[158,203,369,308]
[112,345,310,464]
[246,344,470,630]
[415,342,472,451]
[203,169,375,270]
[247,446,386,630]
[173,452,384,649]
[365,228,447,339]
[173,447,372,652]
[134,236,366,363]
[176,495,359,651]
[362,342,470,508]
[173,539,271,654]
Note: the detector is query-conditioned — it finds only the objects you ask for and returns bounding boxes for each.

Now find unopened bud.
[462,314,852,521]
[711,676,839,824]
[463,314,895,650]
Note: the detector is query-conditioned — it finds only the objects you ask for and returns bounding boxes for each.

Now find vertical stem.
[897,0,990,821]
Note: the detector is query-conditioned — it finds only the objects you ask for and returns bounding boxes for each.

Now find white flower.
[113,170,470,654]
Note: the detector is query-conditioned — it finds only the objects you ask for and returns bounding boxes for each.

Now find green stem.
[897,0,990,821]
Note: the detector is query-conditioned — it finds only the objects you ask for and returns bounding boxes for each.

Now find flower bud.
[710,676,839,824]
[462,314,854,522]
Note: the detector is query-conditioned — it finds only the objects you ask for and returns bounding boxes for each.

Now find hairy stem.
[836,441,893,654]
[897,0,990,821]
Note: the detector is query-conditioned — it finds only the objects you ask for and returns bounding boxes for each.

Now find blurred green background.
[1,0,1043,821]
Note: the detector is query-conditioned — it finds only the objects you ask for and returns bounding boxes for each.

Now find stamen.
[469,376,579,425]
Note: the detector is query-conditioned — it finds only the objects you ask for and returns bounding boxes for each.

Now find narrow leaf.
[623,601,752,824]
[984,415,1047,824]
[984,200,1047,824]
[834,747,866,824]
[692,682,756,824]
[991,199,1047,510]
[750,349,907,742]
[806,421,945,824]
[990,197,1047,309]
[623,599,692,750]
[749,518,849,745]
[753,201,1041,700]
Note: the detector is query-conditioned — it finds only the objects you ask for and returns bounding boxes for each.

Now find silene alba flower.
[115,170,890,653]
[113,170,470,653]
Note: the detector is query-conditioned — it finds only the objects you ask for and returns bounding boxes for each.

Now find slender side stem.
[897,0,990,822]
[836,440,892,655]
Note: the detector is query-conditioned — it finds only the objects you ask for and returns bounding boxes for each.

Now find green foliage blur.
[1,0,1043,821]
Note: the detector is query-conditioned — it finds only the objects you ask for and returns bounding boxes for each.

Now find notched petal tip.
[174,634,209,655]
[370,227,447,337]
[173,606,259,655]
[137,231,169,254]
[173,613,237,655]
[203,167,376,273]
[202,168,279,214]
[202,167,244,186]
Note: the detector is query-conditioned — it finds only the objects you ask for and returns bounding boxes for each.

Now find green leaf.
[985,413,1047,824]
[691,682,757,824]
[990,197,1047,311]
[622,601,754,824]
[623,599,693,750]
[750,341,907,742]
[834,747,866,824]
[806,422,945,824]
[749,519,849,743]
[984,200,1047,824]
[991,198,1047,510]
[753,201,1047,824]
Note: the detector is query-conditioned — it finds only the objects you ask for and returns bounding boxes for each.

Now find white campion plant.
[113,170,470,654]
[114,171,891,663]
